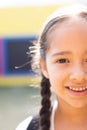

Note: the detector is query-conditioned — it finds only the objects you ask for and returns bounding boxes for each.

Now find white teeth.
[69,87,87,92]
[79,88,83,91]
[76,88,79,91]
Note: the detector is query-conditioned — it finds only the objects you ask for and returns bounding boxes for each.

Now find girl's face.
[41,18,87,108]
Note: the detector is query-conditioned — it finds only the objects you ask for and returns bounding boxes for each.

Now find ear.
[39,58,49,79]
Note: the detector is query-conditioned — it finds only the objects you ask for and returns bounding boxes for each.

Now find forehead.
[47,18,87,48]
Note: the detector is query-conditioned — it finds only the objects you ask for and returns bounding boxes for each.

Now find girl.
[16,4,87,130]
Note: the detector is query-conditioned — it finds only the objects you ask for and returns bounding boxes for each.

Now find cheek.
[46,65,70,91]
[48,67,67,80]
[48,70,66,89]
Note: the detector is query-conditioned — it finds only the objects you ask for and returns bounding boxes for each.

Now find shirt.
[16,101,58,130]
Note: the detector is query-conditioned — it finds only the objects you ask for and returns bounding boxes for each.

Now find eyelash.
[56,58,70,64]
[55,58,87,64]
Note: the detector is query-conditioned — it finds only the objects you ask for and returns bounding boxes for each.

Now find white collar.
[50,100,58,130]
[16,100,58,130]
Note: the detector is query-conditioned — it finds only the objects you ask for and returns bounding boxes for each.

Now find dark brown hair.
[30,4,87,130]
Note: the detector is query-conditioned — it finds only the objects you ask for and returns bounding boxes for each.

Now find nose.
[69,64,87,83]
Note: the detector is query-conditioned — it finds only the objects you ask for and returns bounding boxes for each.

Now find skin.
[40,18,87,130]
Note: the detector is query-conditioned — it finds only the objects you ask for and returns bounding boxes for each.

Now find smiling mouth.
[66,86,87,92]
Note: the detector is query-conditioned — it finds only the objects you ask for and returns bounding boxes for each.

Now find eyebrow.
[51,51,72,57]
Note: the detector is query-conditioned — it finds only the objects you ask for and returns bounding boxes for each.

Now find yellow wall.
[0,5,61,36]
[0,5,63,86]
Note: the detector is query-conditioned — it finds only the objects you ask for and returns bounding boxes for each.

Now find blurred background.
[0,0,87,130]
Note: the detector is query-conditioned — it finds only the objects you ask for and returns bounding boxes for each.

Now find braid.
[39,75,51,130]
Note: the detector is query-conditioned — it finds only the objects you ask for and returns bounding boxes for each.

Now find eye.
[56,58,69,64]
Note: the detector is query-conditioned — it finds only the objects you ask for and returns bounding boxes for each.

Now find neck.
[55,99,87,123]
